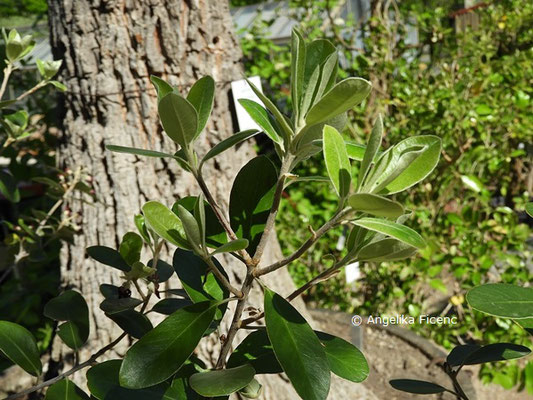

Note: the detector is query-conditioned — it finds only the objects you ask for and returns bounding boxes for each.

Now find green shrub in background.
[238,0,532,391]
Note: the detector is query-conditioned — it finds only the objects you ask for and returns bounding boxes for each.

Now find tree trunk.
[1,1,379,398]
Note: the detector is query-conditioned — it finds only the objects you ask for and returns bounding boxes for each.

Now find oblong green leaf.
[306,78,371,126]
[211,239,249,256]
[384,135,441,194]
[446,344,482,367]
[142,201,189,248]
[352,217,425,249]
[44,290,89,350]
[201,129,259,167]
[462,343,531,365]
[150,75,173,101]
[100,298,143,314]
[389,379,447,394]
[106,310,153,339]
[189,364,255,397]
[238,99,283,146]
[158,92,198,148]
[119,232,143,266]
[88,360,168,400]
[0,320,42,376]
[357,114,383,189]
[44,379,89,400]
[87,246,131,272]
[151,298,193,315]
[119,301,219,389]
[315,331,369,383]
[526,202,533,218]
[348,193,404,218]
[290,28,306,121]
[229,156,277,255]
[176,204,202,251]
[323,125,351,198]
[105,145,176,159]
[187,76,215,137]
[264,288,330,400]
[244,77,293,139]
[466,284,533,319]
[356,238,417,262]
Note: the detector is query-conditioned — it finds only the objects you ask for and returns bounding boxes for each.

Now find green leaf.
[211,239,249,256]
[173,249,229,320]
[458,343,530,366]
[150,75,174,101]
[0,170,20,203]
[201,129,259,167]
[105,145,177,159]
[461,175,484,193]
[515,318,533,335]
[352,217,425,249]
[189,364,256,397]
[238,99,283,146]
[306,78,371,126]
[229,156,277,255]
[466,284,533,319]
[264,288,330,400]
[44,290,89,350]
[194,194,206,249]
[239,378,263,399]
[446,344,482,367]
[389,379,447,394]
[172,196,226,248]
[526,203,533,218]
[315,331,369,383]
[358,114,383,189]
[303,39,337,102]
[48,80,67,91]
[44,379,89,400]
[187,76,215,138]
[119,301,219,389]
[227,330,282,374]
[0,99,17,109]
[87,360,168,400]
[244,77,293,139]
[158,92,198,148]
[290,28,306,121]
[119,232,143,266]
[100,298,143,314]
[176,204,202,252]
[148,259,174,282]
[348,193,404,218]
[106,310,153,339]
[384,135,441,194]
[142,201,189,248]
[151,298,193,315]
[0,320,42,376]
[323,125,351,198]
[299,66,320,121]
[134,214,152,244]
[87,246,131,272]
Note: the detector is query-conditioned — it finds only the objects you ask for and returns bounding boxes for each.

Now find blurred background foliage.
[234,0,532,392]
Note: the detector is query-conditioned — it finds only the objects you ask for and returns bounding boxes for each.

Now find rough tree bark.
[0,1,376,398]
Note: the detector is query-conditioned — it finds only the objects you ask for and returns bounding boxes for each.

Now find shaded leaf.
[150,75,173,101]
[357,114,382,189]
[0,320,41,376]
[44,291,89,350]
[356,238,417,262]
[227,330,282,374]
[151,298,193,315]
[0,170,20,203]
[229,156,277,255]
[100,298,143,314]
[44,379,89,400]
[389,379,447,394]
[189,364,255,397]
[87,246,131,272]
[264,288,330,400]
[119,301,219,389]
[105,145,176,159]
[461,343,531,366]
[106,310,153,339]
[446,344,481,367]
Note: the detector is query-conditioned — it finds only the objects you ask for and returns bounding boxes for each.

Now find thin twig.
[204,256,243,298]
[254,208,350,276]
[0,63,13,100]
